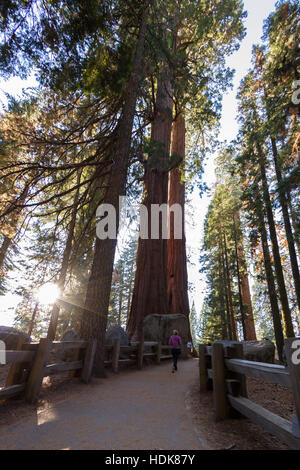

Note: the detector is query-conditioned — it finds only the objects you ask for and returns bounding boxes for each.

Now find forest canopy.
[0,0,299,373]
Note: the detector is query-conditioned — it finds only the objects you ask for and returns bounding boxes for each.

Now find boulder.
[56,330,80,362]
[143,314,189,358]
[105,325,130,359]
[61,330,80,343]
[215,339,275,364]
[105,325,129,346]
[0,326,30,350]
[242,339,275,364]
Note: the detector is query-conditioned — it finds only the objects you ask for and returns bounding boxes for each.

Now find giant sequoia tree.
[127,0,246,340]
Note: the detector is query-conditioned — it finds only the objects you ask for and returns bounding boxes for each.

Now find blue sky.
[0,0,278,327]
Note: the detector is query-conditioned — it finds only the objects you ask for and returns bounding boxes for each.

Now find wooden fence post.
[81,339,96,383]
[25,338,51,403]
[137,337,144,370]
[6,338,26,387]
[212,342,230,422]
[284,338,300,436]
[112,338,121,373]
[231,343,248,398]
[156,341,162,365]
[199,344,208,393]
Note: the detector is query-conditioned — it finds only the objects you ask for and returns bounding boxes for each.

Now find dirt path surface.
[0,359,210,450]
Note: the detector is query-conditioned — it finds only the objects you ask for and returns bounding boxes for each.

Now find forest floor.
[0,359,295,450]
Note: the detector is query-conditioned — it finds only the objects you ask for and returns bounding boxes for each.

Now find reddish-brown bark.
[223,232,238,341]
[127,68,173,341]
[234,212,257,341]
[167,114,191,336]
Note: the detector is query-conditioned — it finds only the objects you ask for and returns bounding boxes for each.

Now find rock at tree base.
[105,325,129,346]
[215,339,275,363]
[0,326,30,350]
[105,325,130,359]
[61,330,80,342]
[56,330,80,361]
[143,314,189,358]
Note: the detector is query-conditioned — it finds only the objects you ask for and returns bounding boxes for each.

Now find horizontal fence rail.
[1,338,174,404]
[225,358,292,388]
[0,338,96,403]
[198,339,300,450]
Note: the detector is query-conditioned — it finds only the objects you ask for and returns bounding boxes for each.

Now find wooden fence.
[0,338,172,404]
[104,340,172,373]
[198,339,300,450]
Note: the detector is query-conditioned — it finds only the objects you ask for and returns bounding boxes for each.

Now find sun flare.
[36,283,60,305]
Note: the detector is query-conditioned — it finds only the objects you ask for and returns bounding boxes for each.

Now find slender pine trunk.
[257,142,295,338]
[269,137,300,312]
[218,250,228,339]
[220,236,232,340]
[233,212,257,340]
[0,236,11,271]
[28,302,39,338]
[47,171,82,341]
[223,233,238,340]
[255,183,284,360]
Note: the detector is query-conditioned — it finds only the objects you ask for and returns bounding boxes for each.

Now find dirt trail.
[0,359,210,450]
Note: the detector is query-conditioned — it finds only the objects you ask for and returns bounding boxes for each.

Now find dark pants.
[171,348,181,370]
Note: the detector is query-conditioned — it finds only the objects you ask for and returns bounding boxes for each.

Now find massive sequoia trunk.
[167,115,189,314]
[127,67,173,341]
[167,114,191,338]
[80,7,149,376]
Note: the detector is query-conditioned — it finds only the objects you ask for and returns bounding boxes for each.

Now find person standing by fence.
[169,330,182,373]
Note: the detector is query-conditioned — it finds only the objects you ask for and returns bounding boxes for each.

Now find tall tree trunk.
[234,230,246,338]
[0,186,29,271]
[118,267,124,326]
[233,212,257,340]
[80,7,149,376]
[47,171,82,341]
[126,257,135,322]
[220,237,232,340]
[286,189,300,255]
[257,142,295,338]
[127,66,173,341]
[269,137,300,312]
[61,308,73,337]
[218,250,228,339]
[28,302,39,338]
[167,114,190,325]
[0,236,11,271]
[223,233,238,340]
[255,183,285,360]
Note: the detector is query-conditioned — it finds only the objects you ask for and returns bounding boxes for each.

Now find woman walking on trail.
[169,330,182,373]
